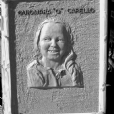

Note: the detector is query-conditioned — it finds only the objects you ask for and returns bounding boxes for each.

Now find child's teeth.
[49,50,58,53]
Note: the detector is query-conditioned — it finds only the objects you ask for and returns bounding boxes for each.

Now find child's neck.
[41,57,63,70]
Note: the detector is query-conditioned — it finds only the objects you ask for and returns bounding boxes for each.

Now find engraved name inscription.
[18,7,95,16]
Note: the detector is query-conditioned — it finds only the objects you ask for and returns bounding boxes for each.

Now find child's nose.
[51,39,57,47]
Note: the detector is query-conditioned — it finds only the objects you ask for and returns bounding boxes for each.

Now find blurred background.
[107,0,114,113]
[108,3,114,73]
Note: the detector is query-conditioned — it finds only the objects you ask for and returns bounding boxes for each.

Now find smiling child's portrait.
[26,18,83,88]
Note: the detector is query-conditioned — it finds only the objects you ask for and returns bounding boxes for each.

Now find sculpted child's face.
[39,22,67,61]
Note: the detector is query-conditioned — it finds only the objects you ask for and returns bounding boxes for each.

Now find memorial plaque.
[1,0,106,114]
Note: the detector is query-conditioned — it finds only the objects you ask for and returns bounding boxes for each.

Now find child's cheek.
[42,42,50,52]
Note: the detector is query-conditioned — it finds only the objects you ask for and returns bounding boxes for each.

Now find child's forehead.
[44,22,64,27]
[41,22,67,34]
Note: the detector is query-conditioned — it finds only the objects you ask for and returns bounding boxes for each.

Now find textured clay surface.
[9,0,99,113]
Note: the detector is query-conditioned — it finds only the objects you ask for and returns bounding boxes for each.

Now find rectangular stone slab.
[1,0,106,114]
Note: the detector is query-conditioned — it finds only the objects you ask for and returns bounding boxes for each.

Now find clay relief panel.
[26,18,83,88]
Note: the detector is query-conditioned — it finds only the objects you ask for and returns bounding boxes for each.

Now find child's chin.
[48,56,61,61]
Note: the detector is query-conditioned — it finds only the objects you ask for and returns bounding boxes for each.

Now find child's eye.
[59,39,63,41]
[44,37,51,41]
[58,38,65,42]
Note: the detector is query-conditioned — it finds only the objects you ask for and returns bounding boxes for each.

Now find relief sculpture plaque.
[27,18,83,88]
[1,0,106,114]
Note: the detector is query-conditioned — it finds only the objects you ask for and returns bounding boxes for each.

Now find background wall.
[9,0,99,113]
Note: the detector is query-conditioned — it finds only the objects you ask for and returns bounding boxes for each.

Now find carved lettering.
[18,7,95,16]
[18,9,52,15]
[67,8,95,14]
